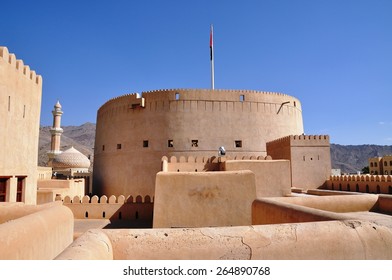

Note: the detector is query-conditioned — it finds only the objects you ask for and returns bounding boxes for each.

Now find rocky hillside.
[38,123,392,174]
[38,122,95,168]
[330,144,392,174]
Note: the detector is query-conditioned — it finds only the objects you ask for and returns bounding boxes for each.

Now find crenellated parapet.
[161,155,272,172]
[267,135,330,147]
[61,194,154,222]
[0,46,42,85]
[329,174,392,183]
[62,194,153,204]
[325,174,392,194]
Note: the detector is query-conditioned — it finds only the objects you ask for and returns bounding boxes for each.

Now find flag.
[210,25,213,61]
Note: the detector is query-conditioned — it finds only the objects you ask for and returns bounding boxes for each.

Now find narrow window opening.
[195,169,198,172]
[235,140,242,148]
[293,101,296,107]
[135,211,139,220]
[102,145,105,151]
[303,156,305,161]
[119,212,122,220]
[239,95,245,102]
[85,211,89,218]
[143,140,149,148]
[117,144,122,150]
[23,105,26,118]
[103,211,106,218]
[0,178,8,202]
[191,140,198,147]
[168,140,173,147]
[175,92,180,100]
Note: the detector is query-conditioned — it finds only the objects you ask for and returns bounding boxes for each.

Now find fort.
[1,46,392,260]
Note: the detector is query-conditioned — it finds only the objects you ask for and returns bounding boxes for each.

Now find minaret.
[47,101,63,165]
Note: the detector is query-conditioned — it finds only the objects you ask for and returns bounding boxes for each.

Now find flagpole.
[210,24,215,90]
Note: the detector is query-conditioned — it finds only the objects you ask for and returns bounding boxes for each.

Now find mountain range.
[38,123,392,174]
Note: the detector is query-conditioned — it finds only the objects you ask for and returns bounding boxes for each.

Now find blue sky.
[1,0,391,145]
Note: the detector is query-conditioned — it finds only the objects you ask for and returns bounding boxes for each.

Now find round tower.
[47,101,63,163]
[93,88,304,197]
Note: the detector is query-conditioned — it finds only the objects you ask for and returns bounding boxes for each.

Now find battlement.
[98,92,141,112]
[161,155,272,172]
[0,46,42,85]
[162,155,270,164]
[267,135,330,147]
[326,174,392,195]
[62,194,153,204]
[330,174,392,183]
[142,88,291,97]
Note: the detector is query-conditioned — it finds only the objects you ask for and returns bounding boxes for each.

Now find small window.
[240,95,245,102]
[370,162,373,167]
[384,161,388,166]
[168,140,174,147]
[175,92,180,100]
[143,140,149,148]
[390,161,392,166]
[102,145,105,151]
[293,101,296,107]
[117,144,122,150]
[235,140,242,148]
[375,163,378,167]
[191,140,198,147]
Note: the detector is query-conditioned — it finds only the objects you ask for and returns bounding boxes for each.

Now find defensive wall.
[266,135,331,189]
[153,170,256,228]
[61,194,153,227]
[325,174,392,195]
[0,46,42,204]
[0,202,73,259]
[57,192,392,260]
[93,89,304,197]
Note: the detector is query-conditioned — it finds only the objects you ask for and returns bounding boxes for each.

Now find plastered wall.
[153,170,256,228]
[223,160,291,198]
[267,135,331,189]
[0,46,42,204]
[0,202,73,259]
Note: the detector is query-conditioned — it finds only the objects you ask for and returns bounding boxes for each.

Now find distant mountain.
[38,122,95,169]
[330,144,392,174]
[38,123,392,174]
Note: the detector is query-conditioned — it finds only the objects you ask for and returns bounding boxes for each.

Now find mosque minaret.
[47,100,63,163]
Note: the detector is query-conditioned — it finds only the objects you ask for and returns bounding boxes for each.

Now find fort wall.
[325,175,392,195]
[153,170,256,228]
[0,202,73,259]
[267,135,331,189]
[56,221,392,260]
[93,89,304,197]
[223,160,291,198]
[0,46,42,204]
[62,194,153,225]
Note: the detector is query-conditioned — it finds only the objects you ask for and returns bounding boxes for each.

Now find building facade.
[0,47,42,204]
